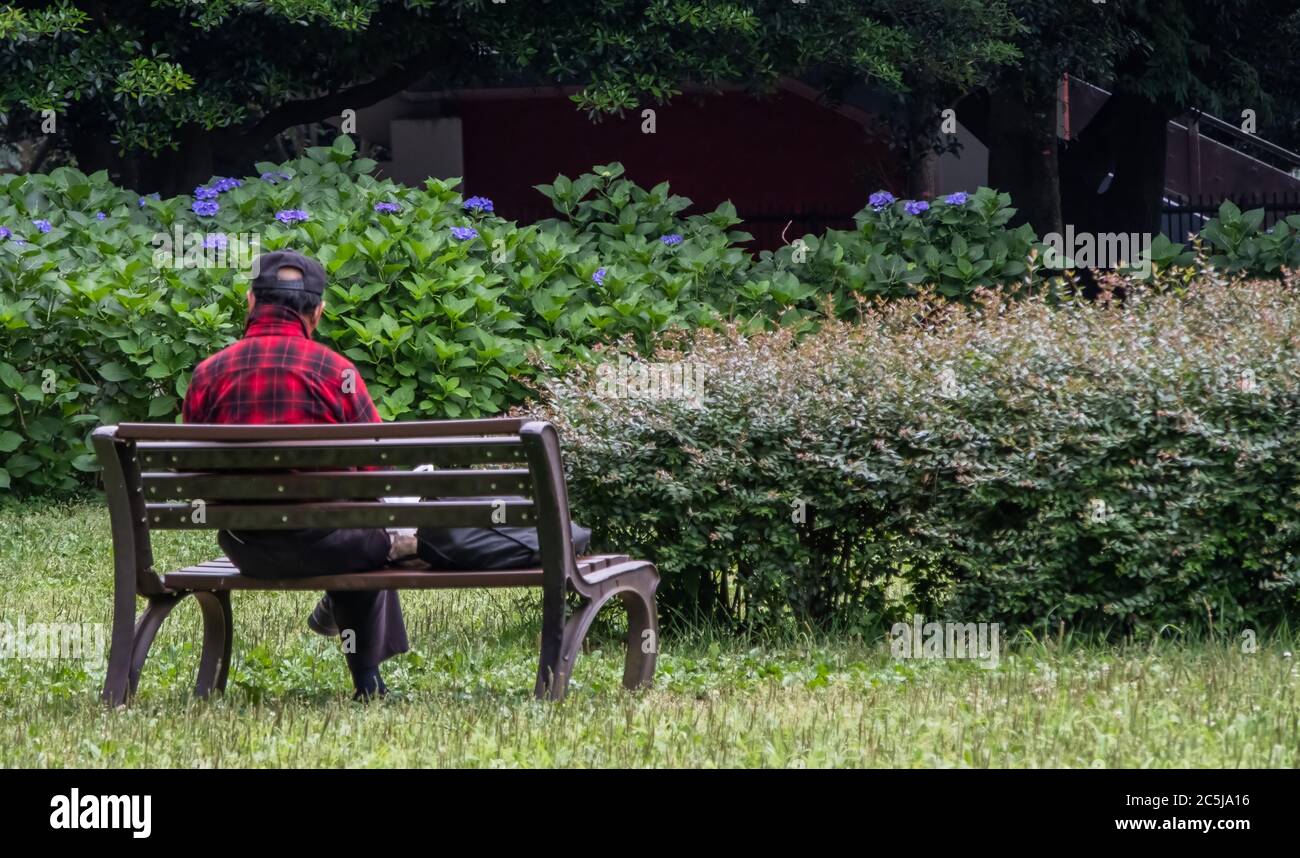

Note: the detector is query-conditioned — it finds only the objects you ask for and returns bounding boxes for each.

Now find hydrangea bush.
[0,137,760,492]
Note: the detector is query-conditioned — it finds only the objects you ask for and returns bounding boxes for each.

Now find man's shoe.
[307,594,338,637]
[352,668,388,702]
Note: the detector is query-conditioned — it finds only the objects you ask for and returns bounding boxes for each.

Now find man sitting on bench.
[182,250,415,700]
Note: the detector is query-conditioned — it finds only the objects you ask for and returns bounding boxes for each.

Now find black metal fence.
[1161,190,1300,242]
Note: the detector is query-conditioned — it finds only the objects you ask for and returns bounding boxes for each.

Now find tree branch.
[226,57,435,155]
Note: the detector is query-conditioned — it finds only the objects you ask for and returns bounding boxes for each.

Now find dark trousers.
[218,528,409,681]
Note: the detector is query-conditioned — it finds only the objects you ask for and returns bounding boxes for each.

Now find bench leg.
[128,594,183,695]
[216,591,233,692]
[192,591,231,699]
[103,590,232,704]
[102,584,142,707]
[535,566,660,701]
[618,579,659,692]
[104,593,180,705]
[534,586,566,700]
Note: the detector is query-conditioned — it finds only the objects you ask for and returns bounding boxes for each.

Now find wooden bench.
[92,418,659,704]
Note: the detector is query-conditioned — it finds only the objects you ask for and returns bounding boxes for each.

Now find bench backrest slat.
[141,469,533,501]
[116,418,525,441]
[135,436,527,471]
[142,500,536,530]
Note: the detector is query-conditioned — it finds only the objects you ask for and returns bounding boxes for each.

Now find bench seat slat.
[141,469,534,501]
[144,500,536,530]
[161,554,631,591]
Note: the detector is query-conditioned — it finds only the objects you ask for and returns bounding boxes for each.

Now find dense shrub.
[537,275,1300,635]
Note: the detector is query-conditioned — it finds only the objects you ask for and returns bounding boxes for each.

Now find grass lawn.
[1,500,1298,768]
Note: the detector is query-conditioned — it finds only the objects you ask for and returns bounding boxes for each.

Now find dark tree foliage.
[0,0,1020,194]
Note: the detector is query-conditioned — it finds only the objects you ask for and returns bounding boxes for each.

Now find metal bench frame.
[92,418,659,704]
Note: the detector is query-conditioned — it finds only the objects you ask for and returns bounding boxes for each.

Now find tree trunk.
[985,71,1062,236]
[903,90,939,199]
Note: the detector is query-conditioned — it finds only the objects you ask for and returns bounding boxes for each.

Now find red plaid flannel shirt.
[182,303,379,426]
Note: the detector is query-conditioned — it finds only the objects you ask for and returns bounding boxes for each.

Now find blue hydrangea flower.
[944,192,970,206]
[275,209,309,224]
[194,185,218,201]
[138,193,160,208]
[0,226,10,240]
[592,268,607,285]
[374,201,402,214]
[192,200,219,217]
[212,177,242,193]
[660,233,683,246]
[96,211,107,221]
[260,171,292,184]
[903,200,930,216]
[869,191,896,210]
[463,196,494,213]
[450,226,479,241]
[32,219,52,233]
[202,233,228,250]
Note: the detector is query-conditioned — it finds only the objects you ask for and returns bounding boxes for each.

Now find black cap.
[250,249,327,296]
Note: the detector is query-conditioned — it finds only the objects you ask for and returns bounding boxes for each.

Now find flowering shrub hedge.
[754,191,1300,311]
[0,133,1294,495]
[538,276,1300,634]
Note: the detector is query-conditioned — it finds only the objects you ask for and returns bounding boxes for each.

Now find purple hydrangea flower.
[260,171,292,184]
[592,268,607,285]
[944,192,970,206]
[903,200,930,216]
[374,201,402,214]
[32,219,52,233]
[96,211,107,221]
[450,226,479,241]
[212,177,242,193]
[0,226,10,240]
[869,191,896,211]
[138,193,160,208]
[192,200,219,217]
[194,185,218,201]
[660,233,683,246]
[202,233,228,250]
[275,209,309,224]
[463,196,494,213]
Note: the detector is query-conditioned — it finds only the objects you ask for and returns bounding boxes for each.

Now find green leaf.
[333,134,357,156]
[98,362,132,382]
[0,362,22,390]
[71,453,101,472]
[148,395,178,417]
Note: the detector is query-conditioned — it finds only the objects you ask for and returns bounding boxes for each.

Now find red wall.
[456,89,896,248]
